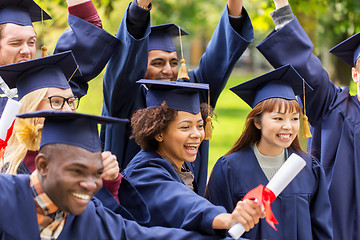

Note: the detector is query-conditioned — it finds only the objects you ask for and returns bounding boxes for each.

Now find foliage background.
[34,0,359,173]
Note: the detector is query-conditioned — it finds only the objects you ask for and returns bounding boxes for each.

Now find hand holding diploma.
[228,153,306,239]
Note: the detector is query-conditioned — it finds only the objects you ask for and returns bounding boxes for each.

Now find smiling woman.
[205,65,333,239]
[123,79,264,236]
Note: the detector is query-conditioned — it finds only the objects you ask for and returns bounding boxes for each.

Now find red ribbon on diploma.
[242,184,278,230]
[0,121,15,168]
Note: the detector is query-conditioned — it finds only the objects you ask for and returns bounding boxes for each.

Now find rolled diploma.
[0,98,21,140]
[228,153,306,239]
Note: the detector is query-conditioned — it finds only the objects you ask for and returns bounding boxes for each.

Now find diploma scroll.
[0,98,21,140]
[228,153,306,239]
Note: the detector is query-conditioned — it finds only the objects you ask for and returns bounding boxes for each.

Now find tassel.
[14,119,43,151]
[302,114,312,138]
[204,116,212,140]
[177,26,190,81]
[301,78,311,138]
[41,45,48,57]
[179,59,190,80]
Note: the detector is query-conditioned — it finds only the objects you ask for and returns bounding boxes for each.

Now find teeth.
[185,144,199,147]
[278,134,290,139]
[72,193,90,200]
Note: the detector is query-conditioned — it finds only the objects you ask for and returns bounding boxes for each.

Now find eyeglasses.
[43,96,80,110]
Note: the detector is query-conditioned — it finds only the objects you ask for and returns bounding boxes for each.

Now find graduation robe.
[0,174,233,240]
[256,17,358,240]
[123,150,227,236]
[205,148,333,239]
[0,13,119,115]
[101,5,254,195]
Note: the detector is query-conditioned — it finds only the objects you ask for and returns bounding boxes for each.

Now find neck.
[156,150,183,171]
[256,141,284,156]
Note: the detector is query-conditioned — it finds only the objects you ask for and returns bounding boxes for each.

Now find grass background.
[78,68,357,175]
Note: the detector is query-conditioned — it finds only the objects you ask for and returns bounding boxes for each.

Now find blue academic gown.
[256,18,353,239]
[101,4,254,196]
[0,174,232,240]
[0,14,119,116]
[205,148,333,240]
[123,150,228,237]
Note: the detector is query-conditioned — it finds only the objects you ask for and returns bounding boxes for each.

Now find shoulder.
[219,148,253,165]
[123,150,178,180]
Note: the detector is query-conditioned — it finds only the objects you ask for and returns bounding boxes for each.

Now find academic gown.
[0,14,119,117]
[257,17,357,240]
[0,174,233,240]
[205,148,333,239]
[123,150,227,236]
[101,5,254,196]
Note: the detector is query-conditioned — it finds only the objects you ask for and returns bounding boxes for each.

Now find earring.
[155,134,163,142]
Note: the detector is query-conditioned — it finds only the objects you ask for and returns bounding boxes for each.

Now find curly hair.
[131,102,213,151]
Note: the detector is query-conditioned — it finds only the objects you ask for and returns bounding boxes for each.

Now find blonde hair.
[4,88,48,174]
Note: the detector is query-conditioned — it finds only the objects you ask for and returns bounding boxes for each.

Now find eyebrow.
[150,58,165,62]
[69,163,104,171]
[272,112,300,115]
[177,119,203,125]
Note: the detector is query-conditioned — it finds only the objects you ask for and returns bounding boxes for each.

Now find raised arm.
[190,0,254,108]
[102,0,151,117]
[53,0,119,98]
[256,1,341,126]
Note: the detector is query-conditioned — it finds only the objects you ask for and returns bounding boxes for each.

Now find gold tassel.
[204,116,212,140]
[302,114,312,138]
[41,45,48,57]
[301,78,312,138]
[204,89,212,140]
[14,119,43,151]
[178,26,190,81]
[179,59,190,80]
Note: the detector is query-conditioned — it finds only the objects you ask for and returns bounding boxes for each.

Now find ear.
[155,133,163,142]
[35,153,49,177]
[352,67,360,83]
[254,119,261,130]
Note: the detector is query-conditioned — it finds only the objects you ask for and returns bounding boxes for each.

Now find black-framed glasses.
[44,96,80,110]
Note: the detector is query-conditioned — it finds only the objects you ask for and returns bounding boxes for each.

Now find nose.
[19,44,30,56]
[161,62,172,74]
[190,127,203,139]
[282,120,292,129]
[62,101,73,112]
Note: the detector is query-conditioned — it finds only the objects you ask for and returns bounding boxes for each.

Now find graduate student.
[123,80,264,236]
[0,110,228,240]
[255,0,360,238]
[101,0,254,195]
[205,65,333,239]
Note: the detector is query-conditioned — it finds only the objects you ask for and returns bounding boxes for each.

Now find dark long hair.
[226,98,305,156]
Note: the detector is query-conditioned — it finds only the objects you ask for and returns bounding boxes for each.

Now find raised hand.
[101,151,120,181]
